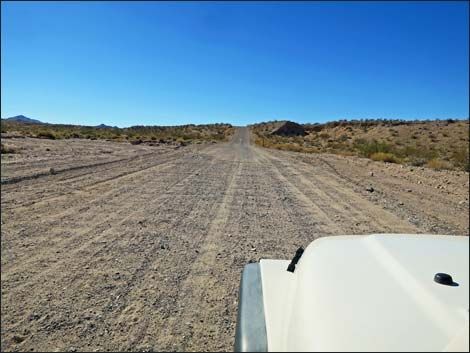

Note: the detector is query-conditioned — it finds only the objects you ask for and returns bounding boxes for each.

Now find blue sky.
[1,1,468,127]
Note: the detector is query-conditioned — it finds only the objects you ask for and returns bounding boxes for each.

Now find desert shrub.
[275,143,303,152]
[408,157,428,167]
[394,145,438,166]
[37,130,57,139]
[130,138,143,145]
[1,143,16,154]
[370,152,399,163]
[426,159,452,170]
[353,139,392,157]
[451,148,469,171]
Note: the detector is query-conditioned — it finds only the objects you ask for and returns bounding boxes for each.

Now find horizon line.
[2,115,469,129]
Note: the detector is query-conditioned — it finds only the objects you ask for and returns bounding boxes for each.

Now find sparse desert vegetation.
[1,126,468,352]
[1,143,16,154]
[1,120,234,146]
[250,119,469,171]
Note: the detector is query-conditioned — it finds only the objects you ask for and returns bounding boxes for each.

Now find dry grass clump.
[426,159,453,170]
[370,152,400,163]
[1,143,16,154]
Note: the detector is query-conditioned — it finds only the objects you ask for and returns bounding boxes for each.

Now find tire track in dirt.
[0,153,150,185]
[1,146,208,210]
[81,158,241,351]
[158,160,243,350]
[1,144,250,351]
[0,138,168,181]
[2,153,181,211]
[1,154,190,236]
[1,149,210,235]
[284,151,468,235]
[257,148,420,234]
[254,148,345,235]
[1,155,218,288]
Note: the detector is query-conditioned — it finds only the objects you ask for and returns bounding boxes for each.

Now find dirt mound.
[271,121,306,136]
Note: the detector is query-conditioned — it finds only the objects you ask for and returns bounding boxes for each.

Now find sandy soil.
[1,128,468,352]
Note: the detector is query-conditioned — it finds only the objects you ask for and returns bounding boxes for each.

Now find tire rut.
[1,155,216,288]
[258,149,420,234]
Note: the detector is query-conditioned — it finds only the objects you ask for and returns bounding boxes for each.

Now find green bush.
[451,148,469,171]
[394,145,438,166]
[353,139,392,157]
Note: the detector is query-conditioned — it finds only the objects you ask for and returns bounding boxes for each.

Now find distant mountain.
[4,115,43,124]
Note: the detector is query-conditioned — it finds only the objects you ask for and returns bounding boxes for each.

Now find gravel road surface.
[1,127,468,351]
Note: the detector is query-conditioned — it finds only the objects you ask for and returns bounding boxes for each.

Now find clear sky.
[1,1,468,127]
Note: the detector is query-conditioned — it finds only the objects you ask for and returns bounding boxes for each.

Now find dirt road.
[1,127,468,351]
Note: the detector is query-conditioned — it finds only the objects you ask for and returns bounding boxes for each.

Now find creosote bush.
[370,152,400,163]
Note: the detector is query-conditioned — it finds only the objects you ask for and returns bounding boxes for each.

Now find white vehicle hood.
[260,234,469,352]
